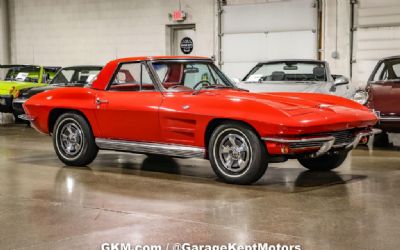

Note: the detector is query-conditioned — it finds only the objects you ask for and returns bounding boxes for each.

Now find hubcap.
[218,133,250,173]
[59,122,83,157]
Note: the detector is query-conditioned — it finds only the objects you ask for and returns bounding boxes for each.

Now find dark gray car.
[13,65,102,117]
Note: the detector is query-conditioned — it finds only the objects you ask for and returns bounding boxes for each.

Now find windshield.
[0,66,18,80]
[151,61,234,91]
[51,67,102,86]
[0,65,41,83]
[244,61,327,82]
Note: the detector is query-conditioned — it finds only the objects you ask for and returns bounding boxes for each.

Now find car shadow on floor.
[77,153,368,192]
[11,152,366,193]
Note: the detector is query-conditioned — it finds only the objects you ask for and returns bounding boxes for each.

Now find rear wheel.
[208,122,268,184]
[53,113,98,166]
[298,150,348,171]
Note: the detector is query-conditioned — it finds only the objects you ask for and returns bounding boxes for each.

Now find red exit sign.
[171,10,186,22]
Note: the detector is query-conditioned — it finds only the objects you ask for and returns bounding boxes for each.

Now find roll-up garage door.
[352,0,400,86]
[221,0,319,79]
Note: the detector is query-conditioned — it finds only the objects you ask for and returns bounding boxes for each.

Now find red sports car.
[23,56,379,184]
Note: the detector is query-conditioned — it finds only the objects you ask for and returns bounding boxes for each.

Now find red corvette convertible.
[23,56,379,184]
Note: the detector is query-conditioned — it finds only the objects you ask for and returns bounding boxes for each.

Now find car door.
[94,61,163,142]
[369,60,400,117]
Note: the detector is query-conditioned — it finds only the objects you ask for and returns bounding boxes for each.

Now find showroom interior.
[0,0,400,249]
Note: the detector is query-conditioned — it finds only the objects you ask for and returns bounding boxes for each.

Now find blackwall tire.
[298,150,348,171]
[53,113,98,166]
[208,122,268,185]
[373,131,390,148]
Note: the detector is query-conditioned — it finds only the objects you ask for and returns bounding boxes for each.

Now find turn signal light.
[360,136,369,145]
[280,145,289,154]
[9,86,15,94]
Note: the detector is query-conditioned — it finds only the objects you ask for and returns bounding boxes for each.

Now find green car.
[0,65,60,116]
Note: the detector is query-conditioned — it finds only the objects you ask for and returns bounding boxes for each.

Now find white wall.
[0,0,10,64]
[4,0,399,85]
[8,0,216,66]
[322,0,351,79]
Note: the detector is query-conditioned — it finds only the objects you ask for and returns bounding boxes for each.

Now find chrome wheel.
[58,121,84,158]
[218,133,251,173]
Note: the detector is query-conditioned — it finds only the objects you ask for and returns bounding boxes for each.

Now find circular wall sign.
[180,37,193,54]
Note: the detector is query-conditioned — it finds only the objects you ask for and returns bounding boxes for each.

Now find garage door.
[352,0,400,86]
[221,0,319,79]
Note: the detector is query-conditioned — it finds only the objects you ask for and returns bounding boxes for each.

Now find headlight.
[353,90,368,105]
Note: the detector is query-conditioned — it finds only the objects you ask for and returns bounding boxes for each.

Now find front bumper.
[0,95,13,113]
[12,98,27,115]
[263,128,381,157]
[372,109,400,132]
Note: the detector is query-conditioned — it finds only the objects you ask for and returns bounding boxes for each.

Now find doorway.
[167,24,196,56]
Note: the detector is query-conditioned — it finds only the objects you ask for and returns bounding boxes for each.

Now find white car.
[235,59,354,99]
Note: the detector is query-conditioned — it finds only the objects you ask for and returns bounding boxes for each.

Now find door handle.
[96,98,109,105]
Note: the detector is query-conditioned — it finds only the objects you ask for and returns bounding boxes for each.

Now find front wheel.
[53,112,98,166]
[208,122,268,185]
[298,150,349,171]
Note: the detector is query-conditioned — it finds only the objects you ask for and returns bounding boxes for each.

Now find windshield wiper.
[203,85,232,89]
[192,84,248,95]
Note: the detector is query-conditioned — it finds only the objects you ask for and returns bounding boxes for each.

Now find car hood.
[20,85,60,99]
[195,89,377,132]
[0,80,46,94]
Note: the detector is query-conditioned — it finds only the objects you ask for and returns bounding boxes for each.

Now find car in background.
[13,66,103,117]
[234,59,352,99]
[22,56,379,185]
[0,65,60,119]
[355,56,400,146]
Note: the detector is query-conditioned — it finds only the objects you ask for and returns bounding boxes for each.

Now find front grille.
[12,102,24,113]
[317,130,355,146]
[289,130,356,149]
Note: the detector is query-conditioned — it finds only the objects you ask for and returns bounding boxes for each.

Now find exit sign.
[171,10,186,22]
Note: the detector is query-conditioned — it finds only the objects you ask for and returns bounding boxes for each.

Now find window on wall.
[109,62,155,91]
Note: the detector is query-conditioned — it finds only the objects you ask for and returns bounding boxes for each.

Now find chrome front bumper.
[373,110,400,122]
[18,114,35,121]
[263,128,381,157]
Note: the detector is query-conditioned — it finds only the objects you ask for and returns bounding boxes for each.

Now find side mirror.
[334,76,349,86]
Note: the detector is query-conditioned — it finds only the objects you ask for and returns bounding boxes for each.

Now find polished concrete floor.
[1,124,400,250]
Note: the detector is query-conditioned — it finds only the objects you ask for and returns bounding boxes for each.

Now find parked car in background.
[234,59,353,99]
[355,56,400,146]
[22,56,379,184]
[13,66,103,117]
[0,65,60,119]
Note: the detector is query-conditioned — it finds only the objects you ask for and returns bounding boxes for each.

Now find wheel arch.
[48,108,95,135]
[204,118,263,158]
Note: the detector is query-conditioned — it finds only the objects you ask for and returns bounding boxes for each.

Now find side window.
[43,68,58,83]
[373,63,386,81]
[54,70,74,84]
[109,62,155,91]
[392,63,400,79]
